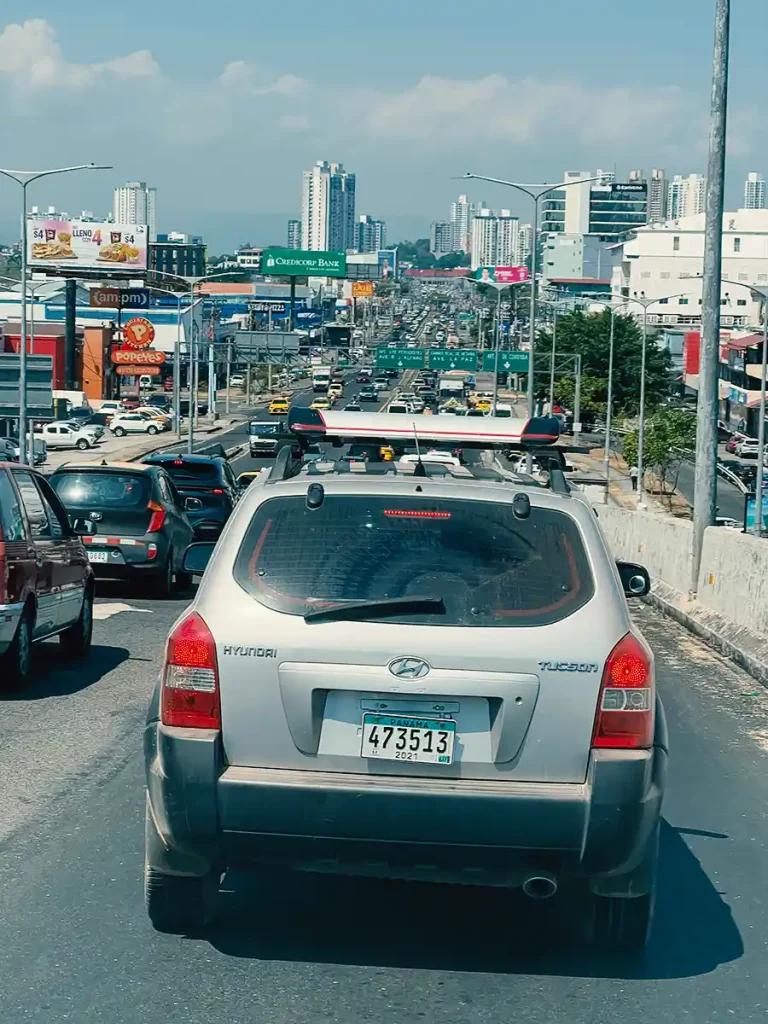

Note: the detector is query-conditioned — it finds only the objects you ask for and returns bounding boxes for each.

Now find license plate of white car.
[87,550,109,563]
[361,714,455,764]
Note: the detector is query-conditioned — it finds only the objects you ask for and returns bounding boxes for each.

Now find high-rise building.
[542,170,645,242]
[430,221,455,256]
[450,194,474,253]
[667,173,706,220]
[744,172,766,210]
[357,215,386,253]
[516,223,533,266]
[287,219,302,249]
[113,181,157,240]
[469,209,519,270]
[648,169,667,222]
[300,160,356,252]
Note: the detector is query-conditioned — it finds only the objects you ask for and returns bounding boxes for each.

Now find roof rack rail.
[266,444,301,484]
[547,460,571,495]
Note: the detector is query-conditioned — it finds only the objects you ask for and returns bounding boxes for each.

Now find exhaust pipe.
[521,873,558,899]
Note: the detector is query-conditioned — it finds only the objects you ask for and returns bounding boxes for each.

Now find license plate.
[360,714,456,764]
[87,550,109,563]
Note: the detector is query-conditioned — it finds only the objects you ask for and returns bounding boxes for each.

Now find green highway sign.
[375,347,426,368]
[481,350,529,372]
[427,349,478,370]
[262,247,347,278]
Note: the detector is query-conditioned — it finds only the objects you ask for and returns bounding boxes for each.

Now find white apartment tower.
[516,223,533,266]
[450,194,474,253]
[470,209,519,270]
[667,174,706,220]
[301,161,356,252]
[648,169,667,222]
[113,181,157,240]
[744,172,766,210]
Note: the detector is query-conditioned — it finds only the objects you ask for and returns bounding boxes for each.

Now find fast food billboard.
[28,219,148,272]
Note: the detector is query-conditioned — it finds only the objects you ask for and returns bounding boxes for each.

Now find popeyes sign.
[122,317,156,349]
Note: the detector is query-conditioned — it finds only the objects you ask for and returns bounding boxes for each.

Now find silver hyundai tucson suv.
[144,411,666,949]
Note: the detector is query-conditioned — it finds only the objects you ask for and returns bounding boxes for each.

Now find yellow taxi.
[380,446,395,462]
[310,397,331,411]
[237,470,262,488]
[268,397,290,415]
[475,398,492,414]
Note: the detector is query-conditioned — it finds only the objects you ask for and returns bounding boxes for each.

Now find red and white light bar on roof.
[287,409,561,449]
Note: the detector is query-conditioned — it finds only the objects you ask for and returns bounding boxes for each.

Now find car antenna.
[412,422,426,477]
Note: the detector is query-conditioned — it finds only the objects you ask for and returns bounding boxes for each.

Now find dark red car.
[0,463,94,690]
[357,374,371,384]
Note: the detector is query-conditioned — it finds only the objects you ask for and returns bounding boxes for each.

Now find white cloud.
[217,61,306,97]
[364,73,700,153]
[0,18,159,90]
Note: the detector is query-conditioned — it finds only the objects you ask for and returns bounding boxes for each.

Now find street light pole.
[0,163,111,463]
[462,173,603,467]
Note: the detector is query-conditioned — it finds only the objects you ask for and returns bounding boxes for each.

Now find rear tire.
[589,890,655,950]
[174,570,192,591]
[0,607,33,692]
[59,588,94,658]
[144,863,219,933]
[155,552,174,597]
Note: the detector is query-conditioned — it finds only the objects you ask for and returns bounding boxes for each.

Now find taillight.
[162,612,220,729]
[212,488,224,495]
[592,633,654,749]
[147,500,166,533]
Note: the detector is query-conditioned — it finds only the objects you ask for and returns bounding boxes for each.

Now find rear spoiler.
[287,408,561,450]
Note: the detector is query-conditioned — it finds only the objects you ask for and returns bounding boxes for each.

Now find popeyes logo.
[122,317,155,349]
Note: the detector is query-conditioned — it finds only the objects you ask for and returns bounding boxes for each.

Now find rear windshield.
[50,472,150,508]
[157,460,220,483]
[233,495,594,627]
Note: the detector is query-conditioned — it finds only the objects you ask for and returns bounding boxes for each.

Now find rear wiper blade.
[304,596,446,624]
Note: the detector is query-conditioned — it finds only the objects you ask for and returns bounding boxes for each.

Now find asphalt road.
[2,596,766,1023]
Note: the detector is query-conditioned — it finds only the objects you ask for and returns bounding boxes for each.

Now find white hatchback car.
[110,413,161,437]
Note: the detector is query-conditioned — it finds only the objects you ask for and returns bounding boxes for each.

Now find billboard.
[352,281,375,297]
[378,249,397,278]
[28,219,148,272]
[474,266,529,284]
[122,318,156,349]
[262,247,346,278]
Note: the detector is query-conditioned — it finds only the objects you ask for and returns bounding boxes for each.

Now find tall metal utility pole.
[691,0,730,595]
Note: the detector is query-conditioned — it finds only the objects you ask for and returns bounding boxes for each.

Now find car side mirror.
[72,518,97,535]
[182,541,215,576]
[184,496,204,513]
[616,561,650,598]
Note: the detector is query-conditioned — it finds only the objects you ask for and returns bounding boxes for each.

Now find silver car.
[144,423,666,949]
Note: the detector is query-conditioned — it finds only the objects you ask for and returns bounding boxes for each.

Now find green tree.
[535,309,672,415]
[435,251,471,269]
[623,409,696,501]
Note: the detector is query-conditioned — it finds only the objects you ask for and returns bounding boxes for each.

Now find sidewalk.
[569,450,669,513]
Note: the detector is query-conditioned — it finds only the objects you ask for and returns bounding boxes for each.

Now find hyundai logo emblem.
[388,657,430,679]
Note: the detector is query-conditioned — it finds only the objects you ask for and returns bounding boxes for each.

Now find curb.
[644,581,768,689]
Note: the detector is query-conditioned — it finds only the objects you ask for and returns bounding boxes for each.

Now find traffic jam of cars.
[1,301,662,954]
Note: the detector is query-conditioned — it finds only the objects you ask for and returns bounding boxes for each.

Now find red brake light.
[592,633,654,749]
[212,488,224,495]
[162,612,220,729]
[147,500,166,534]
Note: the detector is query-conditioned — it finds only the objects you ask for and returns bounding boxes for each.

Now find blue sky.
[0,1,765,251]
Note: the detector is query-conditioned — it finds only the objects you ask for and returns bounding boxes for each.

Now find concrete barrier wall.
[595,505,768,643]
[596,506,694,597]
[698,528,768,639]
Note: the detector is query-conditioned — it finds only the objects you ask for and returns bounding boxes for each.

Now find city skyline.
[2,4,768,251]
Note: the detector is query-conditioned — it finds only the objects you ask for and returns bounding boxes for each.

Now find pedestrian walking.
[629,464,639,491]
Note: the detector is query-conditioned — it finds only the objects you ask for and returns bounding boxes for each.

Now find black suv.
[49,462,196,595]
[142,453,242,540]
[358,386,378,402]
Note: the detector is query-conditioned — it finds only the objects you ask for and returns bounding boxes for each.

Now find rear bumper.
[145,715,667,888]
[0,601,24,654]
[86,534,171,577]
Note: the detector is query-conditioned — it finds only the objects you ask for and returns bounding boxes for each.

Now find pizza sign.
[122,317,155,349]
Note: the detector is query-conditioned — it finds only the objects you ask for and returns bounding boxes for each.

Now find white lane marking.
[93,602,153,621]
